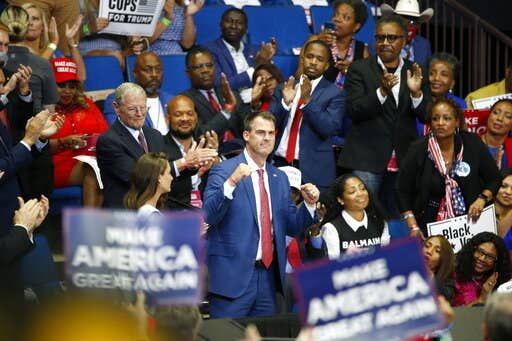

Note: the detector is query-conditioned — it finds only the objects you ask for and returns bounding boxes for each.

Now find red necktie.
[207,90,235,141]
[257,169,273,268]
[0,109,9,129]
[287,238,303,269]
[138,131,148,153]
[207,90,221,112]
[285,99,303,163]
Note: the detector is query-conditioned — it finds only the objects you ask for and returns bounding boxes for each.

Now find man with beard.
[338,15,430,218]
[269,40,345,192]
[164,95,218,209]
[181,46,250,140]
[103,51,173,134]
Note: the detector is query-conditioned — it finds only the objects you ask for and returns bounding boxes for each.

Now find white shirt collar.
[376,56,404,74]
[342,210,368,232]
[171,136,197,156]
[118,118,143,140]
[243,149,266,173]
[222,38,244,53]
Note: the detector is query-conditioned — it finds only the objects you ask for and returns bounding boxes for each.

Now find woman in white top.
[124,152,173,217]
[320,174,390,259]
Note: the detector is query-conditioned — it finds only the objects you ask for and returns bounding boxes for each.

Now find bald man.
[164,95,218,209]
[103,52,173,134]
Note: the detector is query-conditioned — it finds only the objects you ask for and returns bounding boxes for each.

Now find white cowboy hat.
[381,0,434,23]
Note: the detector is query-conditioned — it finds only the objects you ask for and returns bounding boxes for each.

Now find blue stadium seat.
[259,0,293,5]
[310,5,332,34]
[195,5,233,45]
[310,3,376,44]
[82,55,124,91]
[50,186,83,215]
[272,54,299,78]
[205,0,225,5]
[126,54,190,96]
[244,5,311,55]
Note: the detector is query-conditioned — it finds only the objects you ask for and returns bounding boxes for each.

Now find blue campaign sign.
[292,238,443,341]
[63,208,204,305]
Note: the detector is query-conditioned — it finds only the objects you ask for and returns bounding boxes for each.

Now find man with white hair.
[96,82,167,208]
[482,292,512,341]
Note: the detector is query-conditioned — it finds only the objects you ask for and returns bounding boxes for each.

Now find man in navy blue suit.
[203,111,319,318]
[269,40,345,191]
[202,7,277,94]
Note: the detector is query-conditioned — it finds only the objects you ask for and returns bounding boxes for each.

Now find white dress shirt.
[275,75,323,160]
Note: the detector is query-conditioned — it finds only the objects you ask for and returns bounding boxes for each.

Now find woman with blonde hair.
[124,153,173,217]
[20,3,86,80]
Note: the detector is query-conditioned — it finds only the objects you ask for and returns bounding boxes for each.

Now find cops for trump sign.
[292,238,443,341]
[63,209,203,305]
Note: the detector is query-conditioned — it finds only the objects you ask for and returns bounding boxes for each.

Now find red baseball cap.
[51,57,79,83]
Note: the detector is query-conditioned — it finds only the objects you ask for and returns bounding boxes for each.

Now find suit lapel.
[398,61,411,113]
[309,77,328,104]
[239,156,258,225]
[267,165,281,234]
[218,38,238,76]
[113,121,144,159]
[192,89,216,121]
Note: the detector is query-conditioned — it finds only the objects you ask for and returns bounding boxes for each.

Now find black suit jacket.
[339,56,430,173]
[0,225,33,318]
[163,134,200,209]
[0,123,33,234]
[96,120,167,208]
[397,132,501,230]
[180,87,249,138]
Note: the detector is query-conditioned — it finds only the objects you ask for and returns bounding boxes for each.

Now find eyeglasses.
[124,106,149,114]
[57,82,78,89]
[188,63,214,71]
[474,247,498,263]
[375,34,404,43]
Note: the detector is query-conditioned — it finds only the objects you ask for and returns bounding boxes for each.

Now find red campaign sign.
[463,109,491,135]
[422,109,491,136]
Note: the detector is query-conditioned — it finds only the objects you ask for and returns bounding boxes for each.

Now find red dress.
[50,97,109,188]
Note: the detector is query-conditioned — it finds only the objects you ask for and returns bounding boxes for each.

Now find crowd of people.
[2,0,512,340]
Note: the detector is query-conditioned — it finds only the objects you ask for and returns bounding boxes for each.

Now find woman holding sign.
[124,152,173,217]
[453,232,511,306]
[319,174,390,259]
[397,98,501,238]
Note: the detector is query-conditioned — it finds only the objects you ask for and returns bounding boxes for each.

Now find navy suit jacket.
[269,77,345,190]
[102,90,174,127]
[96,120,167,208]
[202,38,260,91]
[203,152,315,298]
[0,124,33,234]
